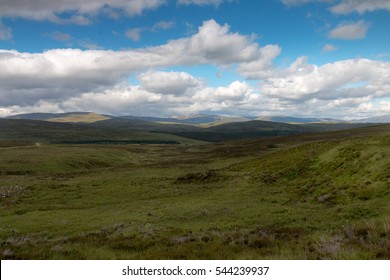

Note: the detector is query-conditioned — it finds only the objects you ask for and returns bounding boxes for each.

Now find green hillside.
[5,112,110,123]
[0,124,389,259]
[3,112,377,143]
[0,119,204,145]
[93,118,374,142]
[175,120,315,141]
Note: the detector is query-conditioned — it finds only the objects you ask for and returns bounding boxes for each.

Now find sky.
[0,0,389,119]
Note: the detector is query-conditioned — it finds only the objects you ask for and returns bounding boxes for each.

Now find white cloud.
[152,20,175,30]
[57,15,92,25]
[238,44,282,79]
[2,65,390,119]
[0,48,126,106]
[125,28,142,41]
[261,57,390,104]
[328,20,369,40]
[331,0,390,14]
[61,84,164,116]
[53,80,259,117]
[281,0,333,6]
[1,17,389,119]
[51,31,72,41]
[281,0,316,5]
[77,40,103,50]
[323,44,337,52]
[193,81,253,103]
[0,20,12,40]
[125,20,175,41]
[0,0,166,24]
[0,100,65,118]
[177,0,233,6]
[0,20,274,108]
[183,19,262,64]
[139,71,201,95]
[281,0,390,14]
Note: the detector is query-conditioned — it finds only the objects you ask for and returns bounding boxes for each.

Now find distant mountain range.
[5,112,110,123]
[5,112,389,125]
[354,115,390,123]
[0,111,384,144]
[5,112,252,126]
[256,116,343,123]
[6,112,255,126]
[120,114,252,126]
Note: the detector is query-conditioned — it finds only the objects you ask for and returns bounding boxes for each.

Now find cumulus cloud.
[61,84,164,116]
[0,48,129,106]
[1,16,389,119]
[0,20,275,108]
[328,20,369,40]
[255,54,390,119]
[183,19,262,65]
[261,57,390,103]
[193,81,254,103]
[238,44,282,79]
[46,79,259,117]
[6,66,387,120]
[0,0,166,23]
[139,71,201,96]
[2,62,390,119]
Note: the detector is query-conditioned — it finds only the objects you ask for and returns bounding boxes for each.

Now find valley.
[0,115,389,259]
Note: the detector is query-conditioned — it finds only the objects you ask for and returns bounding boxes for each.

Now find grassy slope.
[0,119,205,145]
[1,116,376,143]
[47,113,111,123]
[95,118,375,142]
[171,120,314,141]
[0,125,389,259]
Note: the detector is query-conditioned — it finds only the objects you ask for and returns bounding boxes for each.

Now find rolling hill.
[0,112,380,143]
[5,112,111,123]
[0,123,389,259]
[0,119,203,145]
[256,116,342,123]
[355,114,390,123]
[7,112,389,126]
[6,112,251,126]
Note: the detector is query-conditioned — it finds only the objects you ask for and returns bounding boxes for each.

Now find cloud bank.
[0,18,389,119]
[0,20,280,116]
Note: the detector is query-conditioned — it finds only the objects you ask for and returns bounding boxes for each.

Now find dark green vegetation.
[0,121,389,259]
[0,119,204,145]
[0,114,373,144]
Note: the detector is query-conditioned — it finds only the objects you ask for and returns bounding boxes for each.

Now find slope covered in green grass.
[0,125,389,259]
[0,119,205,145]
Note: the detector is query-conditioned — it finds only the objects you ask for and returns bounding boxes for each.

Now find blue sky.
[0,0,389,119]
